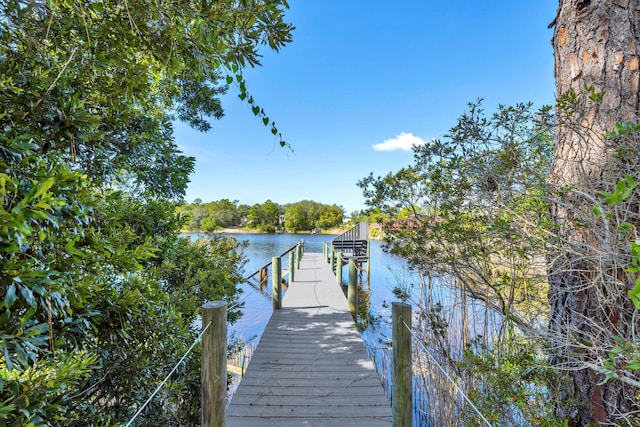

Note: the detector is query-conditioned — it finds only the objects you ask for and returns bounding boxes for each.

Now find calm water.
[188,232,415,345]
[186,232,423,355]
[189,232,500,425]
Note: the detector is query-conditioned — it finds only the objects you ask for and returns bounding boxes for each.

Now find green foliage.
[460,334,570,426]
[246,200,282,232]
[200,216,220,232]
[228,68,289,148]
[349,208,388,226]
[157,236,248,324]
[601,337,640,382]
[284,200,344,232]
[587,173,640,393]
[180,199,345,233]
[359,100,555,329]
[0,352,98,425]
[315,204,345,230]
[629,240,640,309]
[360,100,561,423]
[0,0,293,424]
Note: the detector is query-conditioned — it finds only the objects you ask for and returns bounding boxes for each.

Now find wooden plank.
[234,394,388,406]
[227,417,392,427]
[229,385,389,397]
[232,370,383,382]
[227,253,391,426]
[228,405,391,417]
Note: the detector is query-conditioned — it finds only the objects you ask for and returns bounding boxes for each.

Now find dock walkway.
[227,252,391,426]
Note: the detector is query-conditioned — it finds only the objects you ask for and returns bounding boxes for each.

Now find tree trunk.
[549,0,640,425]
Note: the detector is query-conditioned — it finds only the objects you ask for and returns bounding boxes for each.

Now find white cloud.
[372,132,427,152]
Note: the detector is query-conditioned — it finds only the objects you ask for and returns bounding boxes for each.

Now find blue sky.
[175,0,557,214]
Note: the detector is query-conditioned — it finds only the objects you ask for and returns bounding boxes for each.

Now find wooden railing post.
[288,250,295,282]
[367,240,371,277]
[329,249,335,273]
[296,244,302,269]
[336,251,343,284]
[323,241,327,260]
[392,302,412,427]
[348,258,357,320]
[202,301,227,427]
[272,256,282,309]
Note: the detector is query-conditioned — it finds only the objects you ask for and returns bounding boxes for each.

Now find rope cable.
[401,320,494,427]
[124,320,213,427]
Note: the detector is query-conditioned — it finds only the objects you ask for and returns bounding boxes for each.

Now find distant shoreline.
[182,227,346,235]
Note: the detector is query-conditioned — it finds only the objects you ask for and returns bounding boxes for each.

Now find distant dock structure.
[325,222,370,278]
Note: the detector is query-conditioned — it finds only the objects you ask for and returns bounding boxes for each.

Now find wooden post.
[202,301,227,427]
[301,239,305,255]
[336,251,343,284]
[367,240,371,275]
[329,249,335,273]
[392,302,412,427]
[272,256,282,310]
[296,244,302,270]
[348,258,357,320]
[367,239,371,288]
[288,250,295,282]
[323,241,327,260]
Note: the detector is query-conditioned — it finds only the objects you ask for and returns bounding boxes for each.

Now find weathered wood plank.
[238,374,379,384]
[227,253,390,426]
[229,385,389,397]
[227,417,392,427]
[228,405,392,417]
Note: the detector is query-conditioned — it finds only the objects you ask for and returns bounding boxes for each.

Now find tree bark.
[549,1,640,425]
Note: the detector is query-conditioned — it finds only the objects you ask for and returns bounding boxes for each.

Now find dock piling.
[392,302,412,427]
[272,257,282,309]
[329,248,335,272]
[336,251,343,284]
[348,258,357,320]
[201,301,227,427]
[288,251,294,282]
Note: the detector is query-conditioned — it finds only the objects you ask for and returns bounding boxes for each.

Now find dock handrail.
[331,222,368,244]
[244,240,302,282]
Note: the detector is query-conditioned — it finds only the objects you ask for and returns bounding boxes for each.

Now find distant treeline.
[178,199,350,232]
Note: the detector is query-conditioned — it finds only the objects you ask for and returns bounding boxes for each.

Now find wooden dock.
[227,252,391,426]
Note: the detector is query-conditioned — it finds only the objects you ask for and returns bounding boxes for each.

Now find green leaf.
[32,177,55,200]
[19,306,37,324]
[3,346,13,372]
[262,117,269,125]
[4,284,16,309]
[593,204,602,217]
[624,174,636,187]
[18,285,35,307]
[629,278,640,309]
[627,361,640,370]
[225,75,233,84]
